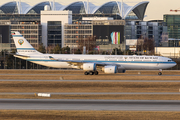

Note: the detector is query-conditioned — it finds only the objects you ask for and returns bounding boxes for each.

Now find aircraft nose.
[172,61,177,67]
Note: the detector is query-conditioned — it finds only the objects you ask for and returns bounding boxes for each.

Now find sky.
[1,0,180,21]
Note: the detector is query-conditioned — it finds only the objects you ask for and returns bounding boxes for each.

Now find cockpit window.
[168,60,172,62]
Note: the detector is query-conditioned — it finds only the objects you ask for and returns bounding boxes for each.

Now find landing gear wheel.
[89,71,94,75]
[158,72,162,75]
[84,71,89,75]
[94,71,99,75]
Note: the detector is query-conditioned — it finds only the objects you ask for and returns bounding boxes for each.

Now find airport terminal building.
[0,1,167,52]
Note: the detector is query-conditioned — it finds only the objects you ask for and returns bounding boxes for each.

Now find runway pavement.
[1,72,180,111]
[0,74,180,76]
[1,92,180,95]
[1,99,180,111]
[1,79,180,82]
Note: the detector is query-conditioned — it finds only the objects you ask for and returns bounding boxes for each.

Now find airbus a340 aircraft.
[12,31,176,75]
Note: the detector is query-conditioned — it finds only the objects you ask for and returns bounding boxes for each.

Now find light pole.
[174,40,175,58]
[84,36,85,46]
[83,36,86,54]
[99,36,101,45]
[94,36,97,54]
[106,36,108,45]
[0,35,5,69]
[0,34,2,52]
[71,35,74,54]
[54,35,55,47]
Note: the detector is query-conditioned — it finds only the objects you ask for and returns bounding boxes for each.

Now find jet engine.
[102,66,126,74]
[82,63,96,71]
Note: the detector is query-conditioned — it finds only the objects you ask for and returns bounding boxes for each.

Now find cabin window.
[153,57,158,59]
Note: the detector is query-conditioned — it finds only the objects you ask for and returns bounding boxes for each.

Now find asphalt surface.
[1,99,180,111]
[1,72,180,111]
[1,80,180,82]
[0,74,180,76]
[1,92,180,95]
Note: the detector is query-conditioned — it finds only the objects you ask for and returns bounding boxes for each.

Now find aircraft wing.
[12,54,30,59]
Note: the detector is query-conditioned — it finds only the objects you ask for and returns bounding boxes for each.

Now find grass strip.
[1,94,180,100]
[0,74,180,80]
[1,81,180,92]
[0,69,180,75]
[0,110,180,120]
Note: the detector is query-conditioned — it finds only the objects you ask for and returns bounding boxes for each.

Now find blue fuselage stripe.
[26,59,176,64]
[17,48,35,50]
[12,35,23,37]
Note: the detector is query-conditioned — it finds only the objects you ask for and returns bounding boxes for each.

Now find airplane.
[11,31,176,75]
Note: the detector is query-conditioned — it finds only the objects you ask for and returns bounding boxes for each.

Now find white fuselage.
[16,54,176,70]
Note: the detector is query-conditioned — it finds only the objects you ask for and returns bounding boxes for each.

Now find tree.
[111,48,123,55]
[101,51,109,55]
[74,49,82,54]
[46,45,54,54]
[125,49,133,55]
[53,44,61,54]
[136,37,155,55]
[143,38,154,55]
[37,43,46,53]
[77,36,96,54]
[61,46,70,54]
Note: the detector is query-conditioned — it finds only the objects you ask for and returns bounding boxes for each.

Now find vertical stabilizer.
[11,31,42,55]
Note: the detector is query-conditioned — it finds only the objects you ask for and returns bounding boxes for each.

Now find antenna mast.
[87,0,89,14]
[121,0,123,19]
[19,0,21,14]
[53,0,55,10]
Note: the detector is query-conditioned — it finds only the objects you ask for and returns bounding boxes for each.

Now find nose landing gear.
[158,72,162,75]
[158,69,162,75]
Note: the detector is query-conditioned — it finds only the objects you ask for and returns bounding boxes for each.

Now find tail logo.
[18,39,24,45]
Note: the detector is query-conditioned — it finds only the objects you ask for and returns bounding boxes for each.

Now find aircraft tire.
[158,72,162,75]
[84,71,89,75]
[89,71,94,75]
[94,71,98,75]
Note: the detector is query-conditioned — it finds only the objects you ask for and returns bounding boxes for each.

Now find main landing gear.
[158,69,162,75]
[84,71,99,75]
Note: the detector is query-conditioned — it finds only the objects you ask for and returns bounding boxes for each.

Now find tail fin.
[11,31,42,55]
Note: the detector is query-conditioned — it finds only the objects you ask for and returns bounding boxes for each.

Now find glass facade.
[168,40,180,47]
[125,11,138,20]
[47,21,61,46]
[27,2,51,14]
[164,15,180,39]
[0,2,18,14]
[0,1,148,21]
[11,22,42,49]
[64,2,86,14]
[64,20,125,51]
[94,2,119,14]
[0,14,40,21]
[125,21,167,47]
[64,22,93,48]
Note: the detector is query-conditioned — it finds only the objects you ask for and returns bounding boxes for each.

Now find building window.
[47,21,62,46]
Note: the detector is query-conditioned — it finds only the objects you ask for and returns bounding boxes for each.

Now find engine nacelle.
[117,69,126,73]
[82,63,96,71]
[102,66,126,74]
[102,66,117,74]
